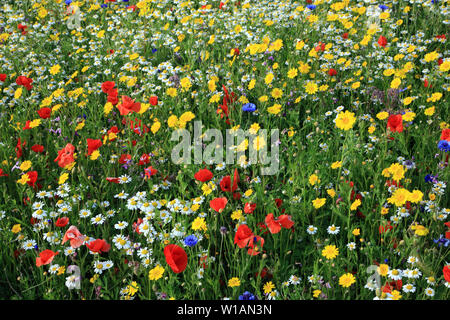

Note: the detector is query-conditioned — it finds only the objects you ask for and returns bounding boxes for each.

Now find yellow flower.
[149,265,165,280]
[304,81,318,95]
[166,87,177,97]
[335,110,356,131]
[14,87,23,99]
[312,198,326,209]
[390,78,401,89]
[387,188,411,207]
[263,281,275,294]
[402,111,416,122]
[321,245,339,260]
[151,121,161,134]
[424,106,435,116]
[228,277,241,287]
[408,190,423,203]
[424,51,439,62]
[411,223,429,236]
[339,273,356,288]
[58,172,69,185]
[192,217,207,232]
[331,161,342,169]
[439,60,450,72]
[97,30,105,38]
[377,264,389,276]
[267,104,281,115]
[90,150,100,160]
[326,188,336,198]
[376,111,389,120]
[20,161,32,171]
[264,73,274,85]
[50,64,61,75]
[350,199,361,211]
[11,224,21,234]
[313,289,321,298]
[287,68,298,79]
[271,88,283,99]
[309,174,320,186]
[352,228,360,236]
[231,210,243,221]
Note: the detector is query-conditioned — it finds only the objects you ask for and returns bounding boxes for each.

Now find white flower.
[327,224,340,235]
[306,225,317,235]
[424,287,435,297]
[114,221,129,230]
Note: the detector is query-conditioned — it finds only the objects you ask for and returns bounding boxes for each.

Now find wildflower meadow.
[0,0,449,302]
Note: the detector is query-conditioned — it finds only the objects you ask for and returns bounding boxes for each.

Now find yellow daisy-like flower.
[387,188,411,207]
[309,174,320,186]
[148,265,165,281]
[263,281,275,294]
[321,245,339,260]
[350,199,361,211]
[376,111,389,120]
[267,104,281,115]
[378,264,389,276]
[271,88,283,99]
[335,110,356,131]
[228,277,241,287]
[312,198,326,209]
[339,273,356,288]
[304,81,318,95]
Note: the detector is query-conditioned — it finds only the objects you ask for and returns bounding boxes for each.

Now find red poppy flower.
[387,114,403,133]
[133,218,143,234]
[62,226,85,248]
[265,213,294,234]
[37,107,52,119]
[424,78,431,88]
[101,81,115,94]
[144,166,158,178]
[119,154,131,164]
[107,94,119,105]
[0,74,6,82]
[244,202,256,214]
[342,32,349,39]
[31,144,44,153]
[16,138,25,158]
[138,153,150,165]
[87,138,102,156]
[194,168,213,182]
[441,129,450,142]
[54,143,75,168]
[86,239,111,254]
[328,68,337,76]
[149,95,158,106]
[55,217,69,227]
[247,235,264,256]
[16,75,33,90]
[219,169,239,192]
[234,224,254,248]
[379,221,394,234]
[443,265,450,283]
[26,171,38,187]
[378,35,387,48]
[0,168,8,177]
[164,244,188,274]
[106,177,120,184]
[117,95,141,116]
[233,48,240,56]
[210,197,228,213]
[36,249,58,267]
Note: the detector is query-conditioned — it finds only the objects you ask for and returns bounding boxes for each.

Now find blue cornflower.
[152,48,158,53]
[306,4,317,10]
[184,235,198,247]
[238,291,257,300]
[433,235,450,247]
[101,4,108,8]
[242,103,256,112]
[65,0,72,5]
[438,140,450,152]
[379,5,389,11]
